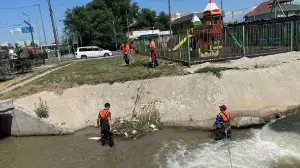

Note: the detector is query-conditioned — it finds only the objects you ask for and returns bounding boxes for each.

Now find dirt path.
[0,63,73,94]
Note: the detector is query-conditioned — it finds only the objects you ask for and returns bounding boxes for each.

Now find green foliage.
[60,48,69,56]
[195,67,223,78]
[195,67,241,78]
[63,0,170,50]
[155,12,170,31]
[34,97,49,118]
[0,69,6,81]
[37,52,48,60]
[14,58,32,73]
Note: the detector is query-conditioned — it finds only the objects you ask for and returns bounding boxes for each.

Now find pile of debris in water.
[112,111,161,140]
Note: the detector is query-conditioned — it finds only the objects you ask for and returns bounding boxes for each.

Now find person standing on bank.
[120,41,130,65]
[97,103,114,147]
[149,39,159,68]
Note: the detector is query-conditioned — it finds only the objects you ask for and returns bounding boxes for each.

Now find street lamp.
[22,13,30,23]
[22,12,37,55]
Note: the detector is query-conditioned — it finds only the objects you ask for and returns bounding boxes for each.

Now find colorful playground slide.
[169,35,193,51]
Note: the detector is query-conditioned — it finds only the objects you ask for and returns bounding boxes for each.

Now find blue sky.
[0,0,267,44]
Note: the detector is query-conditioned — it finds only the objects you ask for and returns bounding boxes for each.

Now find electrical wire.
[0,4,38,10]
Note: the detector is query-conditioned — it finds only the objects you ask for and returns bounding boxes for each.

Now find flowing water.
[1,113,300,168]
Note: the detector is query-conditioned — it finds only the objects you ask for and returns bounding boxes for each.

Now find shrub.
[34,97,49,118]
[37,52,48,60]
[60,48,69,56]
[195,67,224,78]
[195,67,240,78]
[14,58,32,73]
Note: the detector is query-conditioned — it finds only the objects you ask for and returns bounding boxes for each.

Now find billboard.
[21,27,34,33]
[9,27,34,34]
[10,28,21,34]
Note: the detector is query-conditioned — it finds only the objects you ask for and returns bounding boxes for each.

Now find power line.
[0,4,38,10]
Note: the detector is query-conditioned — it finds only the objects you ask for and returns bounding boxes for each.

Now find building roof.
[255,4,300,16]
[267,0,293,5]
[172,13,203,25]
[203,0,221,13]
[172,11,225,25]
[245,0,272,17]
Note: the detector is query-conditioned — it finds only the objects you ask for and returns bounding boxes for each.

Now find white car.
[75,46,113,59]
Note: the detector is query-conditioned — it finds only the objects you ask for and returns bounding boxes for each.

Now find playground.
[134,0,300,66]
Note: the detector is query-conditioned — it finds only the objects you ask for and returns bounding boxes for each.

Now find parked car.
[75,46,113,59]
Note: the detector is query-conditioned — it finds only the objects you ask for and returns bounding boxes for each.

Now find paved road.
[45,51,122,65]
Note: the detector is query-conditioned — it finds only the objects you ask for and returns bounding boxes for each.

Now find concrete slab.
[0,99,14,113]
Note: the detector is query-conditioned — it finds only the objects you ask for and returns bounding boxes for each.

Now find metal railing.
[134,16,300,66]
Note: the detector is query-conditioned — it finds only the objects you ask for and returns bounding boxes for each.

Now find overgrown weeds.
[254,63,266,69]
[195,67,240,78]
[34,97,49,118]
[113,109,161,140]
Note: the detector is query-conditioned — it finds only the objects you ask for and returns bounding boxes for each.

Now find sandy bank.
[14,52,300,131]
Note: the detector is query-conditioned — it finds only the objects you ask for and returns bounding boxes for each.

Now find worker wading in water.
[213,105,231,140]
[120,41,130,65]
[149,39,159,68]
[97,103,114,147]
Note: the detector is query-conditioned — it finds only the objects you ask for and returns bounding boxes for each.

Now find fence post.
[143,38,146,54]
[242,24,246,56]
[179,31,182,61]
[224,28,227,46]
[291,21,294,51]
[187,30,191,67]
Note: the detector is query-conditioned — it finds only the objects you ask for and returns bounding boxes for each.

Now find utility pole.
[24,20,36,56]
[47,0,61,62]
[113,20,118,51]
[126,0,129,31]
[221,0,223,12]
[23,13,37,56]
[168,0,172,38]
[38,0,50,64]
[64,28,71,55]
[38,0,48,51]
[126,0,130,39]
[36,18,41,50]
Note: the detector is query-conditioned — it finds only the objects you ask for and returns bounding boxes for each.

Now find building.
[16,40,40,48]
[128,29,160,39]
[245,0,300,22]
[0,42,12,47]
[171,13,186,22]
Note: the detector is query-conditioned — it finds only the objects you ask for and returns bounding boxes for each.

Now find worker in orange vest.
[120,41,130,65]
[213,105,231,140]
[97,103,114,147]
[149,38,159,68]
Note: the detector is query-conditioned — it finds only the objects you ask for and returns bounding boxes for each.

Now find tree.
[134,8,156,29]
[63,0,169,49]
[155,12,170,31]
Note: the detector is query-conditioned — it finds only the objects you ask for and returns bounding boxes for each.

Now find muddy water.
[0,127,250,168]
[1,113,300,168]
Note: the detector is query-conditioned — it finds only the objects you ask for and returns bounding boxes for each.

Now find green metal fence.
[134,16,300,66]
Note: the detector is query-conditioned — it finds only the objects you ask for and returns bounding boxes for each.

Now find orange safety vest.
[121,44,129,53]
[219,111,230,122]
[149,41,156,50]
[99,109,109,119]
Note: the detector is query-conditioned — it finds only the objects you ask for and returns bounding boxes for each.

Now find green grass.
[195,67,240,78]
[33,55,184,85]
[0,55,184,100]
